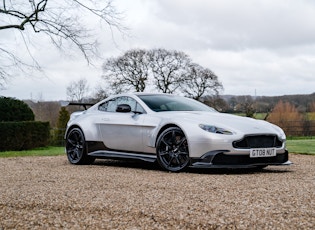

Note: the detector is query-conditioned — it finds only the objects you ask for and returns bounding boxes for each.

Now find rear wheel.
[66,127,95,165]
[156,127,190,172]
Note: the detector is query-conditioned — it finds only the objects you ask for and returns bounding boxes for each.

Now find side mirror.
[116,104,132,113]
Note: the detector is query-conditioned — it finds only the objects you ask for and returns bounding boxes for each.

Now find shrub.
[0,97,34,121]
[0,121,50,151]
[267,100,305,136]
[53,107,70,146]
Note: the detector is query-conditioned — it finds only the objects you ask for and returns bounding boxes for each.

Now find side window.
[98,97,146,113]
[116,96,146,113]
[116,97,135,110]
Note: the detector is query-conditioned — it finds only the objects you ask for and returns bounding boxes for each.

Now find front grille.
[233,135,283,149]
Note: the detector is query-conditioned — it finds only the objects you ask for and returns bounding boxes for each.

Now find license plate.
[250,148,276,158]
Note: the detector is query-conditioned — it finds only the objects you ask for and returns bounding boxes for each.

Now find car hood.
[158,111,282,135]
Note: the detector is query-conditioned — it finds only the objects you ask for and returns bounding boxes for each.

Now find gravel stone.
[0,154,314,229]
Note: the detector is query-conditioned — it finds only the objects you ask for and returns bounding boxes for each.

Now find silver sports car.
[65,93,291,172]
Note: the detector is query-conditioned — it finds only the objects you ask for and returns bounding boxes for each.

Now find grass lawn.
[286,139,315,155]
[0,139,314,158]
[0,146,64,158]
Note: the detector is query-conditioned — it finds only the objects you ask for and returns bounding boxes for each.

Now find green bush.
[0,121,50,151]
[52,107,70,146]
[0,97,34,121]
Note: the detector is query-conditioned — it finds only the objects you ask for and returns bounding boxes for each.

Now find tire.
[66,127,95,165]
[156,127,190,172]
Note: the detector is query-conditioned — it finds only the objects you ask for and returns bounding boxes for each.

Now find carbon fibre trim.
[87,150,157,163]
[190,150,291,168]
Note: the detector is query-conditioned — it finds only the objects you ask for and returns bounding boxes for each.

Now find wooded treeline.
[25,92,315,138]
[206,93,315,114]
[206,93,315,136]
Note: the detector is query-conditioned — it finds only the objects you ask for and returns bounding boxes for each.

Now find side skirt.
[88,150,157,163]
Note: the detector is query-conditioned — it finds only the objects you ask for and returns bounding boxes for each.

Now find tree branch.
[0,0,125,81]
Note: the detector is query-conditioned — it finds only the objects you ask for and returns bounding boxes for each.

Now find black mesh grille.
[233,135,283,149]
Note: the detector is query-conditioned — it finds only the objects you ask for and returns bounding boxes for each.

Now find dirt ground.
[0,154,314,229]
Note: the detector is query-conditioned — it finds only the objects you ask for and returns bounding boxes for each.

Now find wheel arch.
[155,123,190,147]
[65,121,99,142]
[65,124,83,140]
[155,124,175,144]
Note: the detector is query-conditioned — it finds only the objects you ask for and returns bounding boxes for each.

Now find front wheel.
[66,128,95,165]
[156,127,190,172]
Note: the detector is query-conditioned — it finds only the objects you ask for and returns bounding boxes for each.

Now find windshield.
[138,94,217,112]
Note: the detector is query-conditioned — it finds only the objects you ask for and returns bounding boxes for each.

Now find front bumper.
[190,150,292,169]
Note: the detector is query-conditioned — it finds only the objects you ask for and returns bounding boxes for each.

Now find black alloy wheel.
[66,128,95,165]
[156,127,190,172]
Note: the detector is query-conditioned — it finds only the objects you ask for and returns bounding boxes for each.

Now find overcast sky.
[1,0,315,101]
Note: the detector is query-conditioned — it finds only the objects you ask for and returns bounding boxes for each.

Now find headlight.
[199,124,233,135]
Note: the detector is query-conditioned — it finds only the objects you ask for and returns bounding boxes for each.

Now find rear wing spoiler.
[60,101,95,110]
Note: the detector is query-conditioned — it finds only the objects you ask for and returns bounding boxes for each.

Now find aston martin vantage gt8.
[65,93,291,172]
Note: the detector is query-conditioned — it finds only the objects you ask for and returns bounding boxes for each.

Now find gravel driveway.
[0,154,314,229]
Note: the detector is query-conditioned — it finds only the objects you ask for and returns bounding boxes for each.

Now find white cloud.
[156,0,315,50]
[1,0,315,100]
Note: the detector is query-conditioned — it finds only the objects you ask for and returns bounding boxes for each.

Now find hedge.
[0,121,50,151]
[0,96,35,121]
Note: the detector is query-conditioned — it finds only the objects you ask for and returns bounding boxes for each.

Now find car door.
[97,96,146,152]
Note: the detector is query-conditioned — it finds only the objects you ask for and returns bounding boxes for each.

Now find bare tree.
[148,48,191,94]
[92,85,109,102]
[0,0,124,86]
[0,46,42,88]
[182,63,223,100]
[101,48,223,98]
[102,49,149,93]
[66,78,89,102]
[234,95,256,117]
